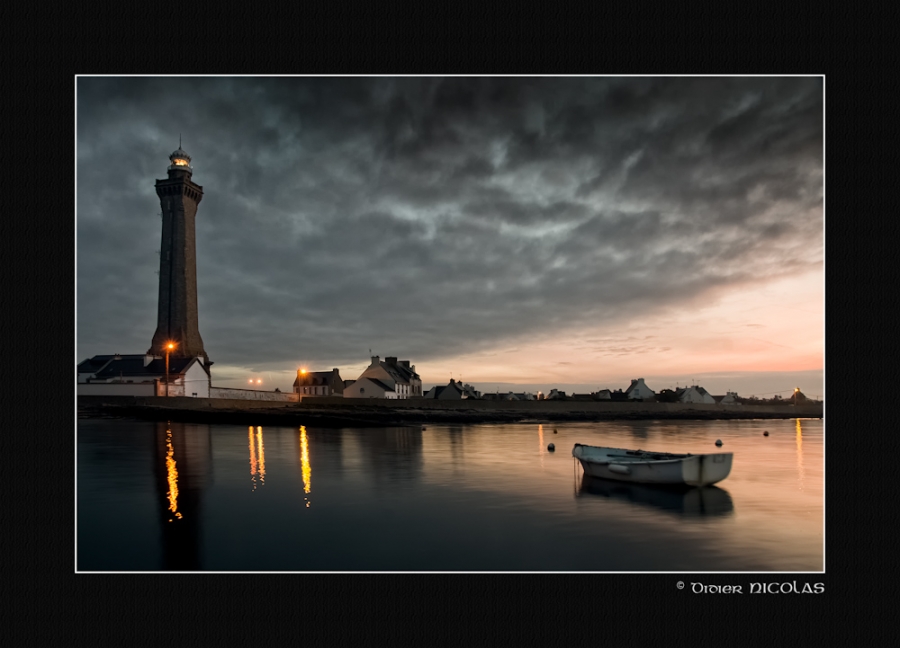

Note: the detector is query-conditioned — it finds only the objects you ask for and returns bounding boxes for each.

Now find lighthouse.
[147,142,211,366]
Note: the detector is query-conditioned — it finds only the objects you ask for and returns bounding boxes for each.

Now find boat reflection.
[577,474,734,518]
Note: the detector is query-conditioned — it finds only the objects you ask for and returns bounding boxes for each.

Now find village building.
[624,378,655,401]
[343,376,397,399]
[460,383,481,399]
[77,353,210,397]
[423,379,481,400]
[675,385,716,404]
[342,356,422,399]
[713,391,739,404]
[482,391,528,401]
[594,389,612,400]
[293,368,344,397]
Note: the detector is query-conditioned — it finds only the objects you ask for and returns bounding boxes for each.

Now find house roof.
[78,354,143,373]
[625,378,652,395]
[382,359,420,381]
[90,355,201,379]
[294,370,340,387]
[361,377,395,393]
[357,359,420,387]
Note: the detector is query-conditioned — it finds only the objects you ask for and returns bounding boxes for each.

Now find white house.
[343,356,422,399]
[594,389,612,399]
[77,353,210,397]
[624,378,655,401]
[342,376,397,399]
[675,385,716,404]
[714,391,739,405]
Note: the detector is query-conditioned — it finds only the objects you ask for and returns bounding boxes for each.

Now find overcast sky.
[77,77,823,396]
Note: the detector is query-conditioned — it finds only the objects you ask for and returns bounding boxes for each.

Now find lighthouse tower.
[148,143,211,365]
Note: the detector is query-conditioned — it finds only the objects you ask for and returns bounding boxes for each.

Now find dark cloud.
[77,77,823,370]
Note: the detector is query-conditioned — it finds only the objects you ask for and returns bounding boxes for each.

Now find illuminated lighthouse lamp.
[168,144,192,172]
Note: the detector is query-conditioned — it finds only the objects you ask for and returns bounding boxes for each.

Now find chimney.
[385,356,398,365]
[399,360,410,369]
[333,368,340,374]
[371,355,380,366]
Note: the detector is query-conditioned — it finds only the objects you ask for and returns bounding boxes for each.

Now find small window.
[360,387,365,394]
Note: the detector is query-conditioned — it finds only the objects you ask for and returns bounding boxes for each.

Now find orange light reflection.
[538,424,544,469]
[248,426,258,490]
[256,426,266,484]
[165,428,183,520]
[300,426,311,507]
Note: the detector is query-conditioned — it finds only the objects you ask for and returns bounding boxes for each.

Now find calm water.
[77,418,823,571]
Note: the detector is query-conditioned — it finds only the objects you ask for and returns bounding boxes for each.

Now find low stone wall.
[77,383,156,397]
[297,396,822,417]
[78,395,298,410]
[209,387,299,402]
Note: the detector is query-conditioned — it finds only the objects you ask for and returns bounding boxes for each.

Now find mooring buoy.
[553,429,558,434]
[763,431,769,436]
[715,439,723,447]
[421,426,426,431]
[548,443,555,451]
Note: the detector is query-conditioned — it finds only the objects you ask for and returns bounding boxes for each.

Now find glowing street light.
[165,342,176,397]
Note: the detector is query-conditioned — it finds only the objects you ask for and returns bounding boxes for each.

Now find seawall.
[78,395,823,427]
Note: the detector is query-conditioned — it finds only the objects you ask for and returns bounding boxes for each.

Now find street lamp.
[165,342,176,397]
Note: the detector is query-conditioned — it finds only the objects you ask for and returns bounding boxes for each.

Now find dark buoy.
[547,443,555,451]
[422,426,426,431]
[715,439,723,447]
[763,431,769,436]
[553,429,558,434]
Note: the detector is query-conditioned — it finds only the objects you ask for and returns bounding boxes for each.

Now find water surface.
[77,418,823,571]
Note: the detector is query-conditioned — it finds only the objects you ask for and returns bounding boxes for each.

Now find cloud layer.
[77,77,823,385]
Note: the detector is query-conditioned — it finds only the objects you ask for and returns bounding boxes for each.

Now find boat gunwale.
[572,443,733,466]
[583,457,688,466]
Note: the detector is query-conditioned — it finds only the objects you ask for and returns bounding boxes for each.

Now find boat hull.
[573,444,732,487]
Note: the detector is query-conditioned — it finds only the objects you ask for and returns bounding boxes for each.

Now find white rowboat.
[572,443,733,487]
